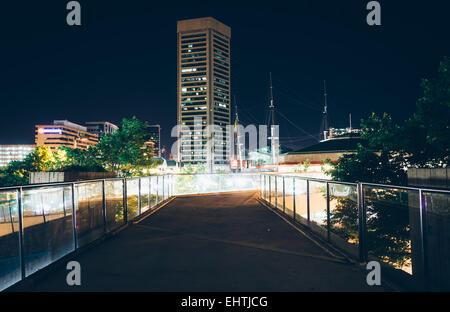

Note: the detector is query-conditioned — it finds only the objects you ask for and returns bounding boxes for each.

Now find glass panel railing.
[294,178,308,225]
[269,176,275,206]
[422,190,450,289]
[105,180,124,232]
[363,185,416,275]
[328,182,359,257]
[150,176,157,207]
[276,177,283,211]
[308,181,328,226]
[140,177,150,213]
[75,182,104,248]
[0,190,20,290]
[22,186,74,277]
[284,177,294,218]
[172,174,259,196]
[126,179,139,220]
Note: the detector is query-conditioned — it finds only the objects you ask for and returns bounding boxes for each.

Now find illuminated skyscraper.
[177,17,231,171]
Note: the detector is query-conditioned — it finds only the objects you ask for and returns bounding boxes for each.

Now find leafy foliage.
[326,57,450,184]
[325,58,449,269]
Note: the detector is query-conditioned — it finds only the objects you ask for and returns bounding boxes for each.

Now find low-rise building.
[0,144,35,167]
[35,120,99,151]
[279,135,362,173]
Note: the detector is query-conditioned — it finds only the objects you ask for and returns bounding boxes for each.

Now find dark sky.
[1,0,449,156]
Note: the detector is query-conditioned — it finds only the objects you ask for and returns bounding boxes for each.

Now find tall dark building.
[147,124,161,157]
[177,17,231,171]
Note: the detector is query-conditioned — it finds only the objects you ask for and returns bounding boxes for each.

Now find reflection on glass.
[328,183,359,245]
[308,181,327,226]
[76,182,103,247]
[422,190,450,288]
[364,186,414,274]
[140,177,150,213]
[276,177,284,210]
[0,190,20,290]
[22,186,74,276]
[284,177,294,218]
[105,180,124,231]
[294,178,308,223]
[172,174,259,196]
[127,179,139,219]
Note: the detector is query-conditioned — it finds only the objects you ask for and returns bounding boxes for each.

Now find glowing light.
[41,128,62,134]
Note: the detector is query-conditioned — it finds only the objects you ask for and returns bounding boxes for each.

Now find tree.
[327,57,450,183]
[324,58,450,270]
[95,116,161,176]
[401,57,450,167]
[0,146,58,186]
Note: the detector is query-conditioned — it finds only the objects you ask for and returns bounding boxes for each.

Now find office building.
[35,120,99,151]
[177,17,231,171]
[0,145,35,167]
[146,124,161,157]
[85,121,118,136]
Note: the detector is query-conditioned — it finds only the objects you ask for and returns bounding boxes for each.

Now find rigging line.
[275,109,320,142]
[279,137,318,142]
[240,109,262,126]
[272,77,322,111]
[274,87,322,112]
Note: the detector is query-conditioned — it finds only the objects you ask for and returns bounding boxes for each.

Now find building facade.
[35,120,99,151]
[85,121,118,136]
[177,17,231,171]
[147,124,161,157]
[0,145,35,167]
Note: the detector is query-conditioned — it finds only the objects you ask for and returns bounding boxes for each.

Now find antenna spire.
[321,80,329,140]
[268,72,279,168]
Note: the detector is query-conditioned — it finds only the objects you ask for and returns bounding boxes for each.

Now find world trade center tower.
[177,17,231,172]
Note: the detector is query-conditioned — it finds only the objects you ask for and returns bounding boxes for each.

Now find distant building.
[177,17,231,170]
[144,140,156,157]
[85,121,118,136]
[146,124,161,157]
[322,127,361,141]
[278,132,364,174]
[35,120,99,151]
[0,144,35,167]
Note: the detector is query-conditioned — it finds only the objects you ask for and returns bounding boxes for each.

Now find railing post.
[17,187,25,279]
[138,178,142,215]
[102,180,107,233]
[306,179,310,227]
[419,189,428,288]
[71,183,77,250]
[123,179,128,223]
[357,182,368,263]
[282,177,285,213]
[293,177,296,221]
[326,182,331,242]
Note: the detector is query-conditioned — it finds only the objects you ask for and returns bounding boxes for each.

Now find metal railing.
[259,173,450,290]
[0,173,261,291]
[0,175,174,291]
[3,171,449,291]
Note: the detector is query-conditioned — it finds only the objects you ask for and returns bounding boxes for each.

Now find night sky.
[1,1,449,156]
